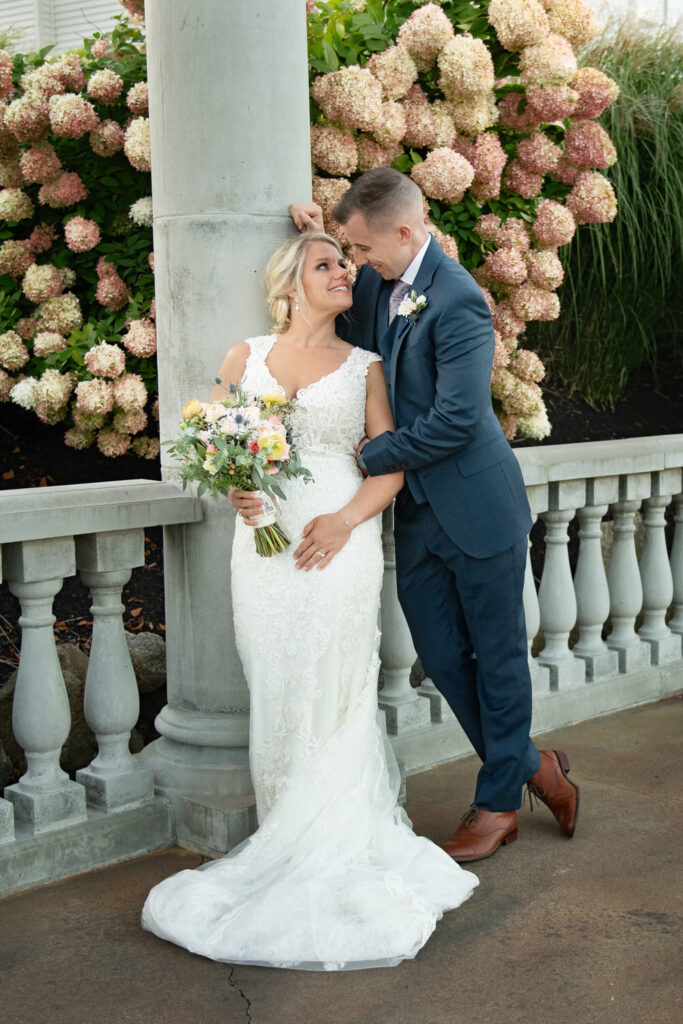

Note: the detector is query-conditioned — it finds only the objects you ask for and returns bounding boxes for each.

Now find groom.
[291,168,579,861]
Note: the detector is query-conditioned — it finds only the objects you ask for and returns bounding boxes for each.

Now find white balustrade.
[607,496,652,672]
[573,502,619,680]
[638,475,682,664]
[2,538,87,833]
[75,530,156,809]
[670,492,683,635]
[537,492,586,688]
[378,505,431,735]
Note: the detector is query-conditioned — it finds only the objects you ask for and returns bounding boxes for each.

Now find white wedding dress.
[142,336,478,970]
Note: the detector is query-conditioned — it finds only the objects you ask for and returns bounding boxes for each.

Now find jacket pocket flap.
[456,436,511,477]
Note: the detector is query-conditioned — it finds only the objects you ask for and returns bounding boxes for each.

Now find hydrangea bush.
[307,0,620,440]
[0,6,158,459]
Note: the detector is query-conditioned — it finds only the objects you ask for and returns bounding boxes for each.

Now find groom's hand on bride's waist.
[290,202,325,233]
[229,487,264,527]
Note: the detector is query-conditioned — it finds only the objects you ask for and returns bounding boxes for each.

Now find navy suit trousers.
[394,490,541,811]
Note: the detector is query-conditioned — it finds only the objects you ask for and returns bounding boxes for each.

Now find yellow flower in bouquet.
[257,426,290,461]
[181,399,204,420]
[260,390,287,406]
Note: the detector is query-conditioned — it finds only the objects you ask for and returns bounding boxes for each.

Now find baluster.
[378,504,430,735]
[670,492,683,635]
[75,531,155,809]
[523,515,551,693]
[638,479,682,663]
[538,496,586,688]
[607,496,651,672]
[2,538,87,833]
[573,503,618,680]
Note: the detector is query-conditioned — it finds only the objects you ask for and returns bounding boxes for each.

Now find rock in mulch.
[125,631,166,693]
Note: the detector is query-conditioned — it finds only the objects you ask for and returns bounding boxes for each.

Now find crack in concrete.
[227,966,253,1023]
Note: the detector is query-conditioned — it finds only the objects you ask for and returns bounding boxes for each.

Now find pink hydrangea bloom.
[113,372,147,411]
[132,436,160,460]
[19,141,61,185]
[510,282,561,320]
[122,318,157,358]
[497,91,538,132]
[119,0,145,26]
[312,67,383,132]
[38,292,82,333]
[126,81,149,116]
[313,176,351,245]
[437,35,494,100]
[470,132,507,200]
[0,156,23,187]
[570,67,619,120]
[357,136,402,173]
[565,171,617,224]
[508,347,546,382]
[544,0,602,47]
[532,198,576,247]
[64,216,101,252]
[372,101,407,147]
[0,239,35,277]
[519,33,577,87]
[526,248,564,289]
[48,93,99,138]
[492,298,525,338]
[21,64,65,98]
[149,298,156,320]
[38,171,88,208]
[503,376,545,418]
[493,333,511,370]
[150,397,159,421]
[488,0,550,51]
[0,50,14,100]
[411,148,475,203]
[517,407,551,440]
[429,99,457,149]
[0,330,30,370]
[33,331,67,357]
[367,46,417,101]
[0,368,12,401]
[484,247,529,285]
[96,272,131,312]
[22,263,64,303]
[113,408,147,435]
[29,222,56,254]
[0,101,19,159]
[400,84,437,148]
[124,117,151,171]
[84,341,126,378]
[552,155,581,184]
[60,267,76,288]
[33,368,74,423]
[97,430,132,457]
[475,213,502,243]
[310,124,358,176]
[497,217,531,250]
[397,3,455,72]
[15,317,38,340]
[497,411,518,440]
[426,222,459,262]
[91,40,111,59]
[64,427,95,450]
[564,120,617,169]
[0,187,34,221]
[516,131,561,173]
[478,286,497,315]
[148,251,155,273]
[450,93,498,138]
[526,84,578,122]
[54,54,85,92]
[87,69,124,105]
[90,119,125,157]
[4,94,50,142]
[76,377,114,415]
[504,158,544,198]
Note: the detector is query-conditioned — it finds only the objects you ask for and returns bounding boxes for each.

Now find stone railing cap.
[514,435,683,486]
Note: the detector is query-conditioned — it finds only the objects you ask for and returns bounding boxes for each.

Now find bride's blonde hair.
[265,232,345,334]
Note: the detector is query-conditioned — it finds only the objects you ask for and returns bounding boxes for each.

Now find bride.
[141,232,478,970]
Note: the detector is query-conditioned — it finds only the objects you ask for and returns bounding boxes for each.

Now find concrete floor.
[2,695,682,1024]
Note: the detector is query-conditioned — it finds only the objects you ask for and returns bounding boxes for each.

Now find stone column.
[141,0,312,817]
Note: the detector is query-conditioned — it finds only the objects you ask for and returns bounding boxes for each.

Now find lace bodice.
[241,335,381,457]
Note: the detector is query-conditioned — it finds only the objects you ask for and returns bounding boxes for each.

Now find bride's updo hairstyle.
[265,231,344,334]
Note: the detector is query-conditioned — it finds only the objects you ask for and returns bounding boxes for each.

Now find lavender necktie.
[388,280,411,325]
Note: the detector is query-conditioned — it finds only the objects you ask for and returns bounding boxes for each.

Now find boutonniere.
[397,290,428,325]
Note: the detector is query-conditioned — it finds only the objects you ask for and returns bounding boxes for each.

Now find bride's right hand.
[229,488,264,526]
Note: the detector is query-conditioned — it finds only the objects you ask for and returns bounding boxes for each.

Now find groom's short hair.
[332,168,423,229]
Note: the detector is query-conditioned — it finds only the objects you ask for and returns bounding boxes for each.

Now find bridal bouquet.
[165,383,312,556]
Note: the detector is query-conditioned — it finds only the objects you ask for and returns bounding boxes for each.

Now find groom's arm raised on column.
[289,203,325,233]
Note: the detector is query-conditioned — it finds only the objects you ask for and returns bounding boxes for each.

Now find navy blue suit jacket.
[341,236,531,559]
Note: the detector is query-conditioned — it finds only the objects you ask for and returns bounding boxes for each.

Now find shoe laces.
[525,782,547,813]
[459,804,481,828]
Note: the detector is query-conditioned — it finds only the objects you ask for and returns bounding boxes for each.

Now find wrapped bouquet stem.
[165,384,312,556]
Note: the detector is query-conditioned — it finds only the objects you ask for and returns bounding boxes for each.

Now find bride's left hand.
[294,512,352,571]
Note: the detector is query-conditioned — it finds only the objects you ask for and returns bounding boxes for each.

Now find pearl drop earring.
[294,295,300,312]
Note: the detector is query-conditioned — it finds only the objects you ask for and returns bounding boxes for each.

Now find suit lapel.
[387,236,444,391]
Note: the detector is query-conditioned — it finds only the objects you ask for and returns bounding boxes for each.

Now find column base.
[638,632,682,666]
[607,640,652,673]
[379,694,432,735]
[574,647,620,681]
[536,655,586,690]
[137,735,253,799]
[0,798,14,845]
[76,765,155,811]
[4,779,86,835]
[529,658,552,694]
[175,792,257,859]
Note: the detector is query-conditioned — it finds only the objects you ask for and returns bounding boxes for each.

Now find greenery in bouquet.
[165,385,313,557]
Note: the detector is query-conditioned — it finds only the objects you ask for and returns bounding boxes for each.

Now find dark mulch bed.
[0,358,681,689]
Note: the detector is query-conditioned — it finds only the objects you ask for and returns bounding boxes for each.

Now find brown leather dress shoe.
[527,749,579,838]
[442,806,518,862]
